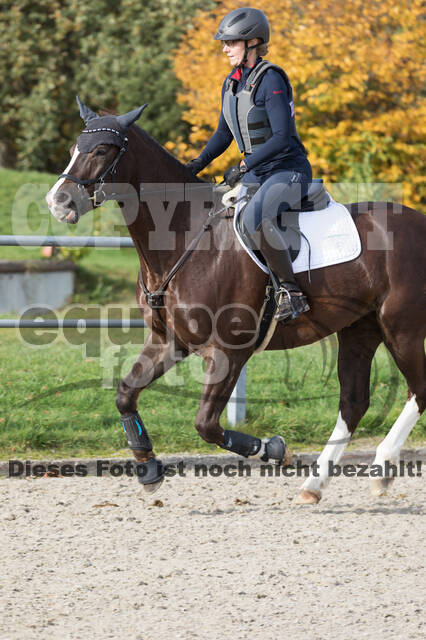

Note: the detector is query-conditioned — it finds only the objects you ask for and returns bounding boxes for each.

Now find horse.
[46,99,425,504]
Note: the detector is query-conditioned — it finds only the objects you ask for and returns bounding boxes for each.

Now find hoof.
[282,444,292,467]
[143,475,165,495]
[294,489,321,505]
[370,476,394,497]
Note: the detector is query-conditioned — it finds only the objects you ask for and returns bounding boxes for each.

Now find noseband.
[58,127,129,206]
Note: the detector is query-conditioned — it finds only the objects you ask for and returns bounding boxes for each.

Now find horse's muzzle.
[64,209,79,224]
[47,185,89,223]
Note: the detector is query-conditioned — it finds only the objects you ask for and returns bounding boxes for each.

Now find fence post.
[227,365,247,426]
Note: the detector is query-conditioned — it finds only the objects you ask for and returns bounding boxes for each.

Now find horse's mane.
[133,124,187,169]
[97,107,205,182]
[132,123,205,183]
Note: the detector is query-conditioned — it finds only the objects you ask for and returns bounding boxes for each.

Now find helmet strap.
[238,41,258,69]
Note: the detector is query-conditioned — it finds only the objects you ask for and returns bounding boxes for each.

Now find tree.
[0,0,213,172]
[171,0,425,208]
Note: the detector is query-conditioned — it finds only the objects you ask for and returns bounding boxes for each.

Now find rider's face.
[222,38,259,67]
[222,39,245,66]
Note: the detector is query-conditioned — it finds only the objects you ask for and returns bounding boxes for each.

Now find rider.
[187,7,312,322]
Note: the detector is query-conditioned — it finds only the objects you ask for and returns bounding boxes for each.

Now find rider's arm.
[196,80,233,171]
[243,69,295,171]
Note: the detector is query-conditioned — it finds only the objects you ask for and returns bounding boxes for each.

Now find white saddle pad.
[233,195,362,274]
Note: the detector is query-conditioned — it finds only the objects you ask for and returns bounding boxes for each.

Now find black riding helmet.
[214,7,270,44]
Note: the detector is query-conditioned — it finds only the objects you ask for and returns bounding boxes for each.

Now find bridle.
[58,126,129,207]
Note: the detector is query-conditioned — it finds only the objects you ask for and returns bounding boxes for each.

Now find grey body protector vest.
[222,60,306,156]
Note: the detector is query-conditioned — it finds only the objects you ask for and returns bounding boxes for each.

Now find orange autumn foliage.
[169,0,425,208]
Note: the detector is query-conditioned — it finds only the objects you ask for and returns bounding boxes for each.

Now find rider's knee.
[239,200,257,237]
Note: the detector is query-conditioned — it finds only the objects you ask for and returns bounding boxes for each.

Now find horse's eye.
[95,148,107,156]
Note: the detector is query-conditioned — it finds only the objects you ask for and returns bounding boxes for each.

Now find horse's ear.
[116,104,148,129]
[76,96,99,124]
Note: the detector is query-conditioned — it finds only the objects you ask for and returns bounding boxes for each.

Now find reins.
[137,192,247,341]
[139,193,248,311]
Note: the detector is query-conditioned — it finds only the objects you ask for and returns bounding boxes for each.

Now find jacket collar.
[230,57,262,81]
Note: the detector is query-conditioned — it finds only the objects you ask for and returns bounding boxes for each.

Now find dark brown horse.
[46,102,425,503]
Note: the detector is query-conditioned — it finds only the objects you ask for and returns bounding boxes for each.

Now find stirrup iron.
[274,285,310,322]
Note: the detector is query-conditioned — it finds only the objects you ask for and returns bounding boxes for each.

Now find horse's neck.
[125,133,223,288]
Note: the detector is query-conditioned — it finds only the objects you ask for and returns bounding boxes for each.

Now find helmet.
[214,8,269,44]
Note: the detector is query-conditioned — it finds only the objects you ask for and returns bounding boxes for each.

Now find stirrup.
[274,286,310,322]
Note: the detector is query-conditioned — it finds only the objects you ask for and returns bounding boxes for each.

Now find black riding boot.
[255,218,310,322]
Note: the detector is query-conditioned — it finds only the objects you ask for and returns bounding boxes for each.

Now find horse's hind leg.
[116,330,188,490]
[371,302,425,496]
[194,347,288,464]
[296,313,383,504]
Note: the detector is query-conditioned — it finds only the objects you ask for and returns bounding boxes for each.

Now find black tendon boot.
[256,218,310,322]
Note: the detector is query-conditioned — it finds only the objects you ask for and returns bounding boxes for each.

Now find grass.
[0,168,424,459]
[0,167,140,303]
[1,327,424,459]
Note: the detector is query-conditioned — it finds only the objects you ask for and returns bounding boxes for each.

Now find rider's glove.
[186,157,205,176]
[224,162,247,188]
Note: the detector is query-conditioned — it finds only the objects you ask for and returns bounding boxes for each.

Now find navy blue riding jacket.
[197,58,312,182]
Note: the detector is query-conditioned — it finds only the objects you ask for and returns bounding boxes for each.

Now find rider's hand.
[186,157,204,176]
[224,162,247,188]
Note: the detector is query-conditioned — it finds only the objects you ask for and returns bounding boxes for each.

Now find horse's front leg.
[195,347,288,464]
[116,330,187,492]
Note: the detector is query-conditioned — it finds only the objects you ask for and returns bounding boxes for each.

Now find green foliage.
[0,333,423,458]
[0,167,143,280]
[0,167,90,262]
[0,168,55,235]
[0,0,213,173]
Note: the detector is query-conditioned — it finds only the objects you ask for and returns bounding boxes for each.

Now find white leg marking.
[370,395,421,496]
[46,147,80,209]
[301,411,351,494]
[373,395,421,467]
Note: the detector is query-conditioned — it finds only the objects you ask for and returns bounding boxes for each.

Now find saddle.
[211,179,330,350]
[217,178,330,262]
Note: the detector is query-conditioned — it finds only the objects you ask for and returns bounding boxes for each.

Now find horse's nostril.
[55,191,72,206]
